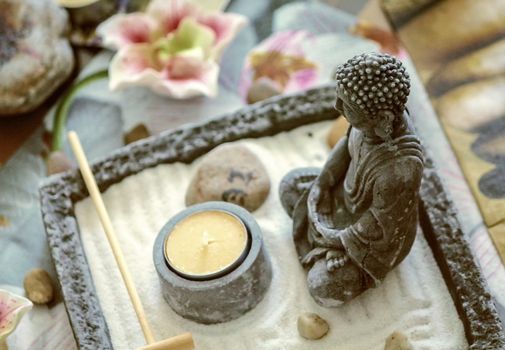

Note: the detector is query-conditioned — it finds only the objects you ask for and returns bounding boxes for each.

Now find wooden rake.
[68,131,194,350]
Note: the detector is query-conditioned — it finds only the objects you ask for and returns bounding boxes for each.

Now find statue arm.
[356,172,401,240]
[313,166,411,248]
[310,211,382,249]
[344,165,420,243]
[318,134,351,188]
[307,134,350,220]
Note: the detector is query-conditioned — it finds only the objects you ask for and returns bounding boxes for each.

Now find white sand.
[75,121,467,350]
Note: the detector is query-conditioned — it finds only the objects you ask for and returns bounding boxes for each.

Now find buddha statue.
[279,53,424,307]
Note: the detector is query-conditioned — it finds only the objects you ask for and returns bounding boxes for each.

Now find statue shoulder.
[372,161,422,210]
[377,157,423,189]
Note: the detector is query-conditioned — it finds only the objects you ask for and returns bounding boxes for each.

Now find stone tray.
[39,85,505,350]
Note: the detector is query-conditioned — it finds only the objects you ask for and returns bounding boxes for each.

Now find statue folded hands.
[279,53,424,307]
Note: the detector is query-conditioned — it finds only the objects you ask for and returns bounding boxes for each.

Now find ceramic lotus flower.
[240,30,318,102]
[97,0,247,98]
[0,289,32,346]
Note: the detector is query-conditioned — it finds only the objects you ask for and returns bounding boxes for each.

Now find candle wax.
[165,210,248,277]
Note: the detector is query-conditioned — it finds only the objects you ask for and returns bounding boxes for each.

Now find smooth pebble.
[384,331,413,350]
[297,312,329,340]
[24,268,54,305]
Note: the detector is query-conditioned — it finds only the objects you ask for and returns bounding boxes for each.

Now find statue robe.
[292,125,424,286]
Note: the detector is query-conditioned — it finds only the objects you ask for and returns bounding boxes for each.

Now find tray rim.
[39,85,505,350]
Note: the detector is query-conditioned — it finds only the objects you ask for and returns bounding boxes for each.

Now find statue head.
[335,53,410,139]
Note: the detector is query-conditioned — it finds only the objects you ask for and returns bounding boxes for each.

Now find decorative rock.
[0,0,74,115]
[0,215,9,228]
[63,0,118,28]
[247,77,282,104]
[297,312,329,340]
[123,123,151,145]
[23,268,54,305]
[46,151,73,175]
[326,117,349,148]
[186,144,270,212]
[384,331,413,350]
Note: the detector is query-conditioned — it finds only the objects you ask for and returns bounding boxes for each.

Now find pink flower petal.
[102,0,244,99]
[165,55,206,79]
[0,290,32,340]
[109,45,218,98]
[109,44,161,89]
[238,68,253,101]
[258,30,312,57]
[197,12,248,60]
[147,0,199,35]
[97,13,158,50]
[284,68,318,92]
[160,56,219,97]
[239,30,318,101]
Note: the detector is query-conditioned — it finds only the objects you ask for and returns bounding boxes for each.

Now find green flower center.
[154,18,215,65]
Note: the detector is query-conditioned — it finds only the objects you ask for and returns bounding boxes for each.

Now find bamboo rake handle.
[68,131,194,350]
[68,131,156,344]
[68,131,195,350]
[69,132,194,350]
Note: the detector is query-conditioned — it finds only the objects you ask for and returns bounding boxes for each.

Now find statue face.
[335,87,374,134]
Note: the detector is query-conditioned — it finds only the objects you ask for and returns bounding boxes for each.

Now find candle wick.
[202,231,210,247]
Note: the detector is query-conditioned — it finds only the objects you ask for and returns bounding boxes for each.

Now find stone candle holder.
[153,202,272,324]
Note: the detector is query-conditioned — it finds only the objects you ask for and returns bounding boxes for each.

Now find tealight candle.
[164,210,249,280]
[153,202,272,324]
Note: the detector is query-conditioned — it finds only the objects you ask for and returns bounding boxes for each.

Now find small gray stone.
[297,312,329,340]
[384,331,413,350]
[247,78,282,104]
[0,0,74,115]
[186,144,270,212]
[46,151,73,175]
[66,0,117,28]
[123,123,150,145]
